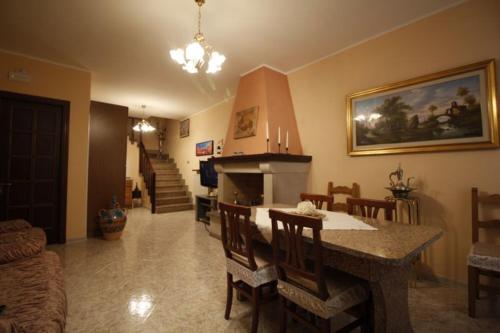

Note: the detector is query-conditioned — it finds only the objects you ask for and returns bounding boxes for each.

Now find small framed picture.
[234,106,259,139]
[196,140,214,156]
[180,119,190,138]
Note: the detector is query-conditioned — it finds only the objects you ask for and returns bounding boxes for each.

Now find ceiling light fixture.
[133,105,156,133]
[169,0,226,74]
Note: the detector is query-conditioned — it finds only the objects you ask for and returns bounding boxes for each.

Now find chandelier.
[169,0,226,74]
[133,105,156,133]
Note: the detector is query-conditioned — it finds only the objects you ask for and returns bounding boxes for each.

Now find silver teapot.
[386,164,415,198]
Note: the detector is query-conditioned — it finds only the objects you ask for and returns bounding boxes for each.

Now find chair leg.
[468,266,477,318]
[225,273,233,320]
[251,286,261,333]
[279,295,287,333]
[320,317,330,333]
[360,301,370,333]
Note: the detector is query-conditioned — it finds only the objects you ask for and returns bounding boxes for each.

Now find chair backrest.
[471,187,500,243]
[346,197,396,221]
[327,182,360,212]
[269,209,329,300]
[299,193,334,211]
[219,202,257,270]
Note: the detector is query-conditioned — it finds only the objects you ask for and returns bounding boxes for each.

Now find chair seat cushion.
[226,248,277,288]
[277,270,369,319]
[0,228,46,264]
[0,220,31,234]
[468,242,500,272]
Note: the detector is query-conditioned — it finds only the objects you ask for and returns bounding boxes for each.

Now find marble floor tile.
[49,208,499,333]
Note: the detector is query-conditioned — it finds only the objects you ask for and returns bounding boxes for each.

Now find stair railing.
[139,142,156,213]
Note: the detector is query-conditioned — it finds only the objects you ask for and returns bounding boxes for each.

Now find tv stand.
[195,195,218,224]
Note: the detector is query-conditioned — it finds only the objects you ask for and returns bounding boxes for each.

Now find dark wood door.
[0,91,69,243]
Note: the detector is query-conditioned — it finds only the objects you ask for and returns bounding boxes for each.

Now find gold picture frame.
[347,59,498,156]
[180,119,190,138]
[234,106,259,139]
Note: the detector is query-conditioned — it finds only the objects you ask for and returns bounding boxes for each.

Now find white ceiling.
[0,0,463,119]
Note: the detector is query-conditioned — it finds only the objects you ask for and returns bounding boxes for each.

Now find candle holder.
[278,143,281,154]
[266,139,270,153]
[286,147,289,154]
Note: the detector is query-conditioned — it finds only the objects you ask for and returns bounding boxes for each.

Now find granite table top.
[247,204,443,266]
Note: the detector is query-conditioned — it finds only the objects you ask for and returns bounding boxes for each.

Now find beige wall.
[0,51,91,240]
[164,0,500,283]
[165,99,233,198]
[287,0,500,283]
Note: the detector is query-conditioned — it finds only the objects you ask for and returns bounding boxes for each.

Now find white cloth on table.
[255,208,377,231]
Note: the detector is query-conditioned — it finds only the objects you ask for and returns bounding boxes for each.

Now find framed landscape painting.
[196,140,214,156]
[347,60,498,156]
[180,119,190,138]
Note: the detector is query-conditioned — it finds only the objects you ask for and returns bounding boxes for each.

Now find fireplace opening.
[225,173,264,206]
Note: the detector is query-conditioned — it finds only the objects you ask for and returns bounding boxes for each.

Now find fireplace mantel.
[211,153,312,164]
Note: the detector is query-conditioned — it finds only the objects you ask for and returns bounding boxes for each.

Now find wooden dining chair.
[468,187,500,318]
[219,202,277,333]
[300,193,334,211]
[268,209,369,333]
[327,182,360,212]
[346,197,396,221]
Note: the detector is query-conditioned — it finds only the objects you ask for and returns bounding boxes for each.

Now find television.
[200,159,218,188]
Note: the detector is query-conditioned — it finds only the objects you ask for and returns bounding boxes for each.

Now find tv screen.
[200,159,218,188]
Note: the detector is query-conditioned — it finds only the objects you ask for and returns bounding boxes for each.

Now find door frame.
[0,90,70,243]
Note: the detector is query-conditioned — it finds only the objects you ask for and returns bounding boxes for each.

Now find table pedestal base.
[370,263,413,333]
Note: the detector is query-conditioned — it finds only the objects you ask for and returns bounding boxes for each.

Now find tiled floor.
[50,208,499,332]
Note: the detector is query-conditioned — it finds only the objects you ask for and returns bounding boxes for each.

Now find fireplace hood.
[222,66,303,156]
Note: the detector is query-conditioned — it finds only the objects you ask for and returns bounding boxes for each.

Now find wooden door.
[0,91,69,243]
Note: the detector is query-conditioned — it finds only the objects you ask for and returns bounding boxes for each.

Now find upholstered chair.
[219,202,277,333]
[269,209,370,332]
[468,187,500,317]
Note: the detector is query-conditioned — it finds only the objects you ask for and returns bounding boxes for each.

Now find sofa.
[0,220,66,333]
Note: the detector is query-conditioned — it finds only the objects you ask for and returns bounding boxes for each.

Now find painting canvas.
[180,119,190,138]
[196,140,214,156]
[234,106,259,139]
[347,60,498,155]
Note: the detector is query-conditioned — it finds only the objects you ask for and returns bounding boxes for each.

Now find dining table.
[245,204,443,333]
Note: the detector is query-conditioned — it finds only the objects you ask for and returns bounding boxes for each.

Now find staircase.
[149,153,193,213]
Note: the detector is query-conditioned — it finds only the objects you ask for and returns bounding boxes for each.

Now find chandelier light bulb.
[170,49,185,65]
[185,41,204,62]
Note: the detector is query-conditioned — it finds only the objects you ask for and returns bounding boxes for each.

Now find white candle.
[266,121,269,140]
[278,126,281,144]
[286,131,289,148]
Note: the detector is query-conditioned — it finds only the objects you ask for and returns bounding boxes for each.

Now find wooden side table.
[385,196,420,225]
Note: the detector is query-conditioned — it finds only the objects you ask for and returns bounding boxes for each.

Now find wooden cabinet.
[125,178,133,207]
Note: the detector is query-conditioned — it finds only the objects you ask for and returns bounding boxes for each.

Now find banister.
[138,142,157,214]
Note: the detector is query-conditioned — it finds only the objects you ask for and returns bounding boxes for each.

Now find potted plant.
[98,196,127,240]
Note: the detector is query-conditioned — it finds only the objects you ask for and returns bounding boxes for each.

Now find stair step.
[154,164,177,170]
[155,169,179,175]
[156,203,193,213]
[156,196,191,205]
[156,180,184,186]
[156,183,186,190]
[156,174,181,181]
[156,190,188,198]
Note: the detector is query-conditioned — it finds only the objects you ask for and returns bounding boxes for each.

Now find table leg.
[369,264,413,333]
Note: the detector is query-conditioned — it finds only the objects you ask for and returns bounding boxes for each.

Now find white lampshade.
[170,49,185,65]
[206,51,226,74]
[185,41,204,62]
